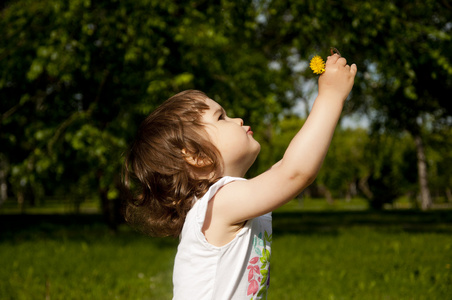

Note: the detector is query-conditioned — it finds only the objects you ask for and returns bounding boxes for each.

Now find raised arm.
[213,54,357,226]
[276,54,356,183]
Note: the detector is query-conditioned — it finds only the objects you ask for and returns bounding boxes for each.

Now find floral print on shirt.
[246,231,272,299]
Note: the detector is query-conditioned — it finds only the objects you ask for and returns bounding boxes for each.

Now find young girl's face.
[201,98,260,177]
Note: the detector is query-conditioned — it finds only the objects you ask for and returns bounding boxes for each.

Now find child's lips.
[246,127,253,135]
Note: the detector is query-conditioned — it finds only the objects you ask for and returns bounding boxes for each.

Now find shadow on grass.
[0,214,179,247]
[272,209,452,235]
[2,210,451,242]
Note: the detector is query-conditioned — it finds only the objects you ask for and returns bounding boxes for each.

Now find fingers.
[338,57,347,66]
[350,63,358,75]
[345,63,357,73]
[326,54,347,66]
[326,54,357,74]
[326,53,341,65]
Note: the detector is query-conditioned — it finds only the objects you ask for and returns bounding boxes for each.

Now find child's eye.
[218,114,225,120]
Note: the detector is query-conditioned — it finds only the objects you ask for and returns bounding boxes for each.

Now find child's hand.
[318,54,357,102]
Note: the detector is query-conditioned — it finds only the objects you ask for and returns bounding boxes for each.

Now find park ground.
[1,198,451,299]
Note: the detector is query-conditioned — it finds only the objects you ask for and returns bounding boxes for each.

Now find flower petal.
[310,55,326,75]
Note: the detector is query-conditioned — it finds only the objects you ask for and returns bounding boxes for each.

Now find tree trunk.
[325,188,333,205]
[99,186,119,233]
[414,134,432,210]
[97,172,124,233]
[358,175,373,199]
[446,188,452,203]
[318,185,334,204]
[17,190,25,213]
[0,162,7,206]
[345,182,357,202]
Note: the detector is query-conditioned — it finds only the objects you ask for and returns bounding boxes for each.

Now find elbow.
[303,173,317,188]
[305,174,317,187]
[278,161,319,188]
[288,171,317,190]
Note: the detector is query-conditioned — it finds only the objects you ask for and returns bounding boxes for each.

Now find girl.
[124,54,357,299]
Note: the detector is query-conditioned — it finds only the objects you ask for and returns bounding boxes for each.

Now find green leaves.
[2,0,450,215]
[1,0,290,221]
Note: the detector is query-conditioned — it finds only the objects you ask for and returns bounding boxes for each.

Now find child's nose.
[234,118,244,126]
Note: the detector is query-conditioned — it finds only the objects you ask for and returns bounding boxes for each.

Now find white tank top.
[173,176,272,300]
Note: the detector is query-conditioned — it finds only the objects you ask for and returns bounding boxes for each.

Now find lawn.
[1,201,451,299]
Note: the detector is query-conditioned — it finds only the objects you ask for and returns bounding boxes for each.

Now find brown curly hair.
[123,90,222,237]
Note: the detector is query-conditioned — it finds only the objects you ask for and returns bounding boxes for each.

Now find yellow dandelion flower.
[310,55,325,75]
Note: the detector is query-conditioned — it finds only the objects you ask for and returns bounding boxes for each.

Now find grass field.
[1,200,451,299]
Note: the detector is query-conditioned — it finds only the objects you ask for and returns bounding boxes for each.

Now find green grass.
[0,216,177,300]
[1,208,451,299]
[276,197,370,212]
[2,196,450,215]
[271,228,451,300]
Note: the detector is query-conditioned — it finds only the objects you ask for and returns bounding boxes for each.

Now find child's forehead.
[203,97,224,111]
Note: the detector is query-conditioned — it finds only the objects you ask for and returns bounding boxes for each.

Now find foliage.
[251,114,304,176]
[1,0,451,217]
[258,0,452,207]
[318,127,369,200]
[259,0,452,123]
[0,0,292,223]
[362,131,418,208]
[257,114,429,207]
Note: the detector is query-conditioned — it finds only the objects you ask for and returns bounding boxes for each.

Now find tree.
[2,0,451,221]
[258,0,452,209]
[0,0,292,227]
[360,131,418,209]
[317,127,369,203]
[425,125,452,203]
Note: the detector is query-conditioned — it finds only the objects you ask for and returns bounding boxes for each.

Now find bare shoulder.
[202,182,247,246]
[211,167,309,225]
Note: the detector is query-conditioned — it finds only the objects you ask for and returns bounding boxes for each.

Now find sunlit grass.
[0,198,100,215]
[2,196,450,215]
[0,197,370,215]
[1,209,451,299]
[276,197,370,212]
[271,227,452,299]
[0,224,177,300]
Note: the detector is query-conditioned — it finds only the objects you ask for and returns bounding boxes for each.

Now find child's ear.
[181,149,212,168]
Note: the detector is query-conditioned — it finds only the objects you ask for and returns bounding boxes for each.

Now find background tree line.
[1,0,451,228]
[256,115,451,209]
